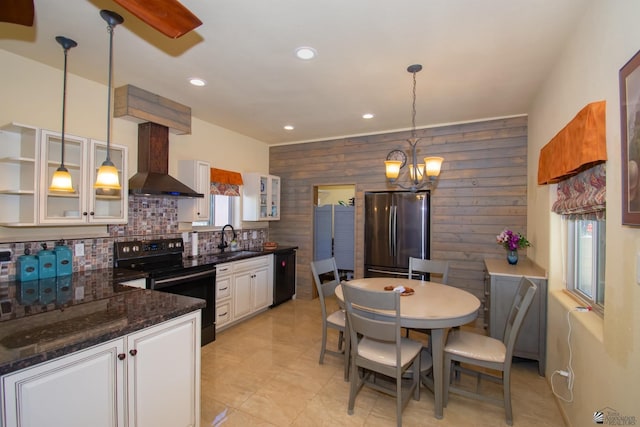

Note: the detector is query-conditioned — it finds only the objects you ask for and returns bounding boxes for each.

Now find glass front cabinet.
[39,130,128,225]
[242,173,280,221]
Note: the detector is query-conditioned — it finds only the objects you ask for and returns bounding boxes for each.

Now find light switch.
[75,243,84,257]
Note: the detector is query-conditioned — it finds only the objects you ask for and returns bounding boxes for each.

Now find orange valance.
[210,168,243,185]
[537,101,607,185]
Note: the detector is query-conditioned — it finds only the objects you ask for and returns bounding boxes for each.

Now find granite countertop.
[0,269,205,375]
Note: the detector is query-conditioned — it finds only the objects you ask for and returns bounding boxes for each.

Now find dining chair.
[406,257,450,341]
[341,282,423,427]
[408,257,450,283]
[443,277,537,426]
[310,258,346,366]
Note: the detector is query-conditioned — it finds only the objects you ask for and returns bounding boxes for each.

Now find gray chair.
[341,282,423,427]
[443,277,537,426]
[310,258,346,365]
[408,257,450,283]
[407,257,450,340]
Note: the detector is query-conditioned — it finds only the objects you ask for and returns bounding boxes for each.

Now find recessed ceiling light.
[295,46,317,60]
[189,78,206,87]
[284,125,294,131]
[362,113,374,119]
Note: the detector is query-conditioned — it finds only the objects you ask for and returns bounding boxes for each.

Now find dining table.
[335,277,481,420]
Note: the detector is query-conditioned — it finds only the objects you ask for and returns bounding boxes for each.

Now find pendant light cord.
[411,69,417,140]
[105,23,115,163]
[60,46,69,168]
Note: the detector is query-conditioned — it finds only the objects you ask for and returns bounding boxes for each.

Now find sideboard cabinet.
[484,257,547,375]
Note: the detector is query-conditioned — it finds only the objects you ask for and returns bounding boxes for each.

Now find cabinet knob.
[90,211,95,216]
[129,349,138,356]
[83,211,88,216]
[117,353,126,360]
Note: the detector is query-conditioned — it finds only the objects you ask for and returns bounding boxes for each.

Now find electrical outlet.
[74,243,84,257]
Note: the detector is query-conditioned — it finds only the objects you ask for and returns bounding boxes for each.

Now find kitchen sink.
[208,250,261,262]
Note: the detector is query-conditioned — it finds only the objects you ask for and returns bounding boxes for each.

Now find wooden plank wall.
[268,116,528,310]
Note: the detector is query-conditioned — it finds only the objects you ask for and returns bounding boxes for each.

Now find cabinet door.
[39,130,86,224]
[252,265,271,310]
[88,140,128,224]
[233,270,253,319]
[268,175,280,220]
[178,160,210,222]
[1,339,124,427]
[126,312,200,427]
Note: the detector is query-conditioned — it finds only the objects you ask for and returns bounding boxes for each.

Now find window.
[566,218,605,312]
[193,194,239,229]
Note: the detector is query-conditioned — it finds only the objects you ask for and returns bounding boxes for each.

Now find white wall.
[528,1,640,425]
[0,49,269,240]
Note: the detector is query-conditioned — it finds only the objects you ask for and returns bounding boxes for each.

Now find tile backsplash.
[1,196,268,280]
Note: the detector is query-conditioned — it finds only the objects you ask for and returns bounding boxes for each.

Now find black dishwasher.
[273,248,296,306]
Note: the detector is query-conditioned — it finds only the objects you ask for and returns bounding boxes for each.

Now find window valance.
[210,168,243,196]
[552,163,606,220]
[537,101,607,185]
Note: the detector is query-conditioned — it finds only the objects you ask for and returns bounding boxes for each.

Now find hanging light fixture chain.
[411,69,417,140]
[105,23,115,162]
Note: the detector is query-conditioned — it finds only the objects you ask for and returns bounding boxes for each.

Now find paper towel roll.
[192,231,198,257]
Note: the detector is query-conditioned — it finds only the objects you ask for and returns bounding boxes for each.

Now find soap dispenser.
[16,248,39,281]
[54,240,73,276]
[37,243,56,279]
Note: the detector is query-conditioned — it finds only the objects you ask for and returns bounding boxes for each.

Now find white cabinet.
[40,130,128,225]
[178,160,210,222]
[242,173,280,221]
[215,255,273,331]
[1,312,201,427]
[233,256,272,321]
[0,123,39,226]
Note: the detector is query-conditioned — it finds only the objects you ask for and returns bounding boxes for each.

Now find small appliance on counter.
[37,243,56,279]
[17,248,39,281]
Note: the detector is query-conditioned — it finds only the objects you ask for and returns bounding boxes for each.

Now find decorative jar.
[507,249,519,265]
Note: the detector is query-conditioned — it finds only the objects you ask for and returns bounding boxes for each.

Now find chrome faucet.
[218,224,237,252]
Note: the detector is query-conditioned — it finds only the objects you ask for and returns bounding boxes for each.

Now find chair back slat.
[503,277,537,358]
[408,257,450,283]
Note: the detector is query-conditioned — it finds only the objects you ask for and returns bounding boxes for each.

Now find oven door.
[150,268,216,345]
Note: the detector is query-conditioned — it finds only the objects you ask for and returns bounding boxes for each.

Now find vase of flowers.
[496,229,530,265]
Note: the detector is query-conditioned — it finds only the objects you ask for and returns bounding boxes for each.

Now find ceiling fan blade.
[0,0,35,26]
[113,0,202,39]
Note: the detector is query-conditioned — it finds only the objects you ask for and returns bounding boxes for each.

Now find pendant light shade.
[49,36,77,193]
[95,10,123,191]
[384,64,444,192]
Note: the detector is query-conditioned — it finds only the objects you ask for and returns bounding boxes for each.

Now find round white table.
[335,277,481,420]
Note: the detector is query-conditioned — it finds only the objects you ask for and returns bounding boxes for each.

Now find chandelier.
[384,64,443,192]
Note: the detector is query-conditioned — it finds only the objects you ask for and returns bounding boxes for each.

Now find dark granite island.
[0,269,204,427]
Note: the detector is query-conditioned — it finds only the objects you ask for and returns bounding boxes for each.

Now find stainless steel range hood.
[128,122,204,198]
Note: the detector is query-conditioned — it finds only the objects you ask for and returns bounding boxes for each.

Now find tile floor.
[200,297,565,426]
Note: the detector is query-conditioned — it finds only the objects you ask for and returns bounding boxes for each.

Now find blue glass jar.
[507,249,519,265]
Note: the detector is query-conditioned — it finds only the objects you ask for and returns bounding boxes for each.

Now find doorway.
[313,185,356,282]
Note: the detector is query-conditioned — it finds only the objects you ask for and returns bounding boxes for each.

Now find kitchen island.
[0,269,204,427]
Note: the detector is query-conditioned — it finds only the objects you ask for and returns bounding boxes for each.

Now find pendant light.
[95,10,123,191]
[384,64,444,192]
[49,36,78,193]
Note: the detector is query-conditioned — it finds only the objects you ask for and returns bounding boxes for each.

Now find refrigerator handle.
[392,205,397,257]
[388,205,393,256]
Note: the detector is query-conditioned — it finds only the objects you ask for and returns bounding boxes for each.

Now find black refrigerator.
[364,191,430,278]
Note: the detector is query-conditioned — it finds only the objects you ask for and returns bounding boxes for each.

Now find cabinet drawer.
[233,255,269,272]
[216,301,231,327]
[216,274,232,300]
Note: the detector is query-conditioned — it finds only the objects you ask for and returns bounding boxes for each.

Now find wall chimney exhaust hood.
[129,122,204,198]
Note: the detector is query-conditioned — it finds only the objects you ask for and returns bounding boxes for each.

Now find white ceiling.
[0,0,590,145]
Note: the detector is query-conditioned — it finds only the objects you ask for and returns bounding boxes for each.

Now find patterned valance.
[210,168,243,196]
[552,163,606,220]
[538,101,607,185]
